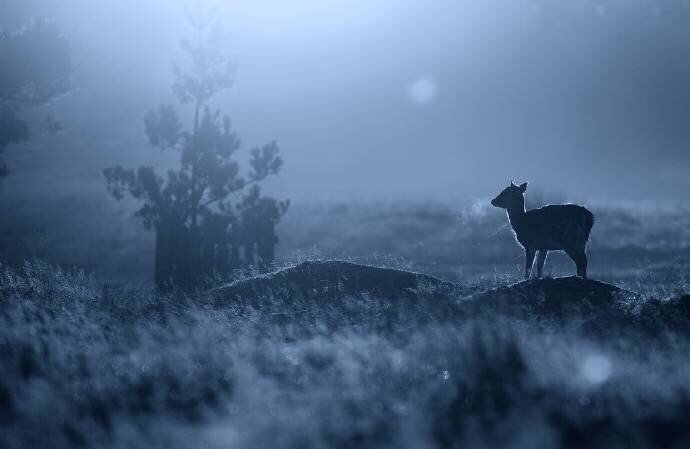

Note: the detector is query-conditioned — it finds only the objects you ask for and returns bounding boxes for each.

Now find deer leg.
[525,247,536,279]
[535,250,548,278]
[565,248,588,279]
[577,251,588,279]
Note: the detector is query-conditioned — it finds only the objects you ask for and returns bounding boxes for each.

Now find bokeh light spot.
[407,77,437,105]
[581,354,612,385]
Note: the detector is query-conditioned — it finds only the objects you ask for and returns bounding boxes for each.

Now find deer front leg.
[525,247,536,279]
[536,250,548,278]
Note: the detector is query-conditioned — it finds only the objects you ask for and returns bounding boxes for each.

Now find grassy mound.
[210,262,690,335]
[471,276,690,336]
[467,276,637,329]
[210,260,460,305]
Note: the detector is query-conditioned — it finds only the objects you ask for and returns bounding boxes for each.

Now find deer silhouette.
[491,182,594,279]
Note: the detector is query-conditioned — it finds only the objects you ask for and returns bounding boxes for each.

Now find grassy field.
[1,193,690,448]
[2,192,690,286]
[1,260,690,449]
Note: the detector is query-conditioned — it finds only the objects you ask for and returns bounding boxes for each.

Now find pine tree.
[104,10,288,289]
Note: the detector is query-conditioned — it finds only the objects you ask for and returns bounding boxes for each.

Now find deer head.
[491,181,528,210]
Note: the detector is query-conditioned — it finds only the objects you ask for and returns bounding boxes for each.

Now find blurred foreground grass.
[1,261,690,448]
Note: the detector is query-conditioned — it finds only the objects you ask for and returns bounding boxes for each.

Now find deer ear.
[519,182,528,192]
[510,180,516,187]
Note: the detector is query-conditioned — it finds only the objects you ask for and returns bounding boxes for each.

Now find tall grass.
[2,261,690,448]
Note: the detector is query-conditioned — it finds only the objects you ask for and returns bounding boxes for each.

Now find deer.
[491,182,594,279]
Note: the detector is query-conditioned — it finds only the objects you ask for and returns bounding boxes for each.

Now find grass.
[278,199,690,282]
[2,193,690,448]
[2,259,690,449]
[2,192,690,285]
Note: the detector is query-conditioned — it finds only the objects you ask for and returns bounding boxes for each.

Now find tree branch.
[198,176,260,209]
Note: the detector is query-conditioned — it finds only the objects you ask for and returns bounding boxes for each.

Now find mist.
[4,0,690,201]
[6,2,690,448]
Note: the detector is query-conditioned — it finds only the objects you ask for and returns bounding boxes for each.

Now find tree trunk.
[257,222,276,271]
[154,220,174,291]
[217,240,230,279]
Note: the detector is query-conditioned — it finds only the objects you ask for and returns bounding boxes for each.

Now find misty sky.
[4,0,690,201]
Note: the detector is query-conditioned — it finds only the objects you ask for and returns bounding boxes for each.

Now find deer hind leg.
[565,247,588,279]
[535,250,548,278]
[525,247,536,279]
[577,251,588,279]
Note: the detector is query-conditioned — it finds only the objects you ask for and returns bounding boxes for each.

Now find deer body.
[492,182,594,279]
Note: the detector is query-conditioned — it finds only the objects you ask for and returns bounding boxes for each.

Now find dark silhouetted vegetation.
[103,11,287,289]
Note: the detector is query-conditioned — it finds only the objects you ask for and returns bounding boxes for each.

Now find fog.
[4,0,690,201]
[6,4,690,447]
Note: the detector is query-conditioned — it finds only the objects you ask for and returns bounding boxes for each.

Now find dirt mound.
[210,260,459,306]
[469,277,690,334]
[475,276,636,312]
[503,276,633,302]
[465,277,638,325]
[637,294,690,333]
[208,262,690,334]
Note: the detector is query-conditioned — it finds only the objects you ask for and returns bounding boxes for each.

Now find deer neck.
[506,201,526,232]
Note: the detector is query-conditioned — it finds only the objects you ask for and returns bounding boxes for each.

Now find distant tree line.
[104,11,288,290]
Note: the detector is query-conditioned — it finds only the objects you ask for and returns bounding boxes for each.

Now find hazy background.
[3,0,690,202]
